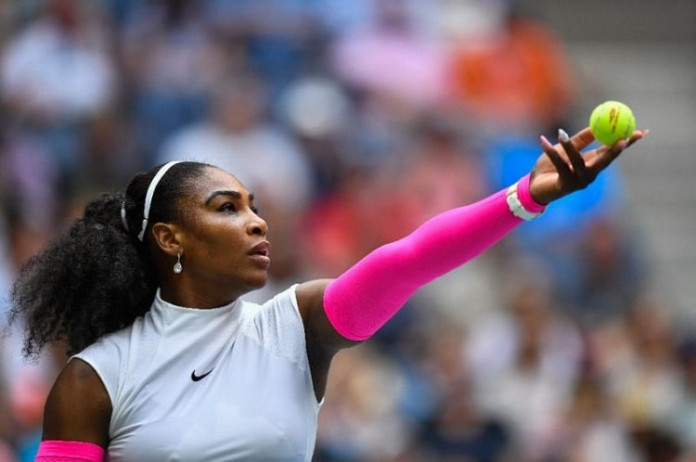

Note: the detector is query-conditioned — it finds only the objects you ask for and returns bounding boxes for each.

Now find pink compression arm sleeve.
[35,441,105,462]
[323,175,545,341]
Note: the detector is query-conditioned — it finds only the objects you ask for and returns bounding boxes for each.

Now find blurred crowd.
[1,0,695,461]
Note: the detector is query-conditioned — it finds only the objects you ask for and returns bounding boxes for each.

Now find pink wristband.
[517,174,546,214]
[35,440,105,462]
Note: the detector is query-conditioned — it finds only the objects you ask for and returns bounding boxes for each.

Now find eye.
[251,206,260,215]
[218,202,237,213]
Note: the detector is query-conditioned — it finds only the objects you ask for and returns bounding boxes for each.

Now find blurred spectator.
[0,2,15,44]
[394,323,512,462]
[71,108,144,194]
[98,0,138,28]
[315,345,409,461]
[330,0,447,110]
[398,116,487,226]
[2,0,115,121]
[573,218,650,327]
[667,337,696,457]
[408,382,510,462]
[441,0,576,135]
[1,0,117,175]
[325,0,452,175]
[312,0,374,36]
[158,73,313,212]
[300,167,383,278]
[120,0,228,163]
[601,296,684,438]
[204,0,321,100]
[0,444,15,462]
[432,0,511,41]
[0,131,60,231]
[538,375,639,462]
[466,258,584,460]
[278,75,355,195]
[631,427,682,462]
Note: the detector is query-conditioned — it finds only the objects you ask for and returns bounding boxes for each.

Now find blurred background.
[0,0,694,461]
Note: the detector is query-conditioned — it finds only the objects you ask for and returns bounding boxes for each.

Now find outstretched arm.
[298,127,647,352]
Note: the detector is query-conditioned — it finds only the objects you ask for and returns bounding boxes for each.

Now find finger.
[540,135,573,177]
[558,129,588,178]
[626,129,648,147]
[587,141,626,174]
[568,127,596,151]
[588,127,649,173]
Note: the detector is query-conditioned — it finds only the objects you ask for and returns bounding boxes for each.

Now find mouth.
[249,241,270,257]
[248,241,271,268]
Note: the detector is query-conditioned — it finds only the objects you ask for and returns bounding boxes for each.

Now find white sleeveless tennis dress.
[73,284,320,461]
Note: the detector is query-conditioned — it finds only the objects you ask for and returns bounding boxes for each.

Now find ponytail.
[10,192,156,357]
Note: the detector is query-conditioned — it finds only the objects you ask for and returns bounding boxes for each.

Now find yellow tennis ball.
[589,100,636,146]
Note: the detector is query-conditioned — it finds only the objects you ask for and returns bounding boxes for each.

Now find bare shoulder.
[295,279,332,322]
[42,358,112,447]
[295,279,358,351]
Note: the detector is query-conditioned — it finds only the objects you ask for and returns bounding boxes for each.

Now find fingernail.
[558,128,570,143]
[540,135,551,145]
[644,129,650,137]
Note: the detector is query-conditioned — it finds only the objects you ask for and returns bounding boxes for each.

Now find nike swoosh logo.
[191,368,214,382]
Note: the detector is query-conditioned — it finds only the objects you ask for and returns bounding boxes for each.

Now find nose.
[248,213,268,236]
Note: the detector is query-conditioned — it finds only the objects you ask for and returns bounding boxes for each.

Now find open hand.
[529,127,648,205]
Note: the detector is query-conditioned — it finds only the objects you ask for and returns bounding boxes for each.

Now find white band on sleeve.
[506,182,543,221]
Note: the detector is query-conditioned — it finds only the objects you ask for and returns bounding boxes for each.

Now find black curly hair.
[10,161,213,357]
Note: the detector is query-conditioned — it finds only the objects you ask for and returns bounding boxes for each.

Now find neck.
[158,279,246,309]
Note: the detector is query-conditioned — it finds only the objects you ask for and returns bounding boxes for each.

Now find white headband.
[136,161,182,241]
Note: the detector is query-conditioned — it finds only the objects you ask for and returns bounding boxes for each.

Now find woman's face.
[175,167,270,300]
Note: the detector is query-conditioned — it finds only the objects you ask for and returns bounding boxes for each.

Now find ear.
[151,222,183,257]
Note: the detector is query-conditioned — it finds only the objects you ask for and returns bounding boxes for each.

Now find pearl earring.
[173,252,183,274]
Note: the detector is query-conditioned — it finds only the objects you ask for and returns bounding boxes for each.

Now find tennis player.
[11,127,645,461]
